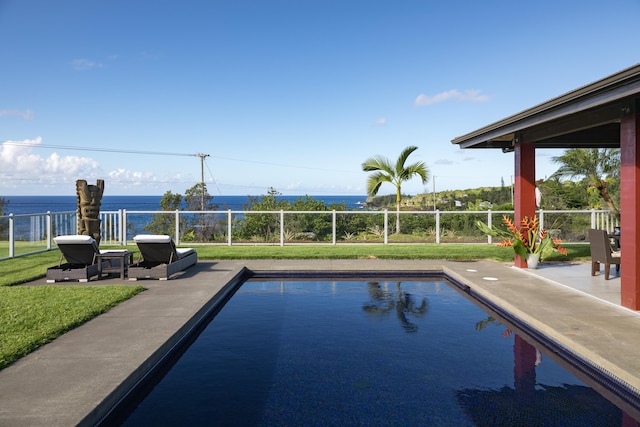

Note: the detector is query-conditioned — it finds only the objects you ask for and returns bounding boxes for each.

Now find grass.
[0,285,144,370]
[0,251,62,286]
[0,243,593,287]
[188,243,591,262]
[0,242,591,370]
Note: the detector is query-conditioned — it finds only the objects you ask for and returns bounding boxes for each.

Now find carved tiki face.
[76,179,105,219]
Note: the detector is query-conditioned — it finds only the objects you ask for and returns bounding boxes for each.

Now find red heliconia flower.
[492,214,566,258]
[497,239,514,247]
[502,216,522,240]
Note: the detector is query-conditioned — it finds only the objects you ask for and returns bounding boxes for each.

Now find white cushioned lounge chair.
[46,235,107,283]
[129,235,197,280]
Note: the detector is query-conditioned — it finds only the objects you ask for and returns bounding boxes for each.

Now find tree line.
[141,147,620,242]
[362,146,620,217]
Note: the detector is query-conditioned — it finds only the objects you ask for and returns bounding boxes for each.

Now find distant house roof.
[451,63,640,151]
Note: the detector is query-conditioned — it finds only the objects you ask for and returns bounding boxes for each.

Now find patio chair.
[589,229,621,280]
[46,235,106,283]
[129,235,197,280]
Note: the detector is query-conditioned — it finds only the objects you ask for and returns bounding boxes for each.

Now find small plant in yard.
[477,215,567,260]
[343,231,356,241]
[442,229,458,239]
[284,230,296,241]
[367,225,385,238]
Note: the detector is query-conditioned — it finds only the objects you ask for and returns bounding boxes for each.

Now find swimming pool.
[119,277,629,425]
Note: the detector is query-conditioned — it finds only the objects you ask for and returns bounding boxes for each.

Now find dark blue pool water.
[120,279,626,426]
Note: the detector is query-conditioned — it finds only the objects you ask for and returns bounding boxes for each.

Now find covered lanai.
[452,63,640,310]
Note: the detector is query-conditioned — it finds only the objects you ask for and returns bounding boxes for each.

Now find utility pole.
[196,153,210,211]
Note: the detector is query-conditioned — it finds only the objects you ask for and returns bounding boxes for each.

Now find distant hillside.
[366,185,513,211]
[365,179,614,211]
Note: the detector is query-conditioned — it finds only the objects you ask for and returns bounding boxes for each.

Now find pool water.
[120,279,625,426]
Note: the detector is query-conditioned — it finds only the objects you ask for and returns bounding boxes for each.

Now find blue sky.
[1,0,639,197]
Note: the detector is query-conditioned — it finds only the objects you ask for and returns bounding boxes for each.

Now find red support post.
[513,335,537,395]
[513,141,537,268]
[620,101,640,310]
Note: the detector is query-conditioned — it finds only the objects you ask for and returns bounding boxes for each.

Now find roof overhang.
[451,64,640,151]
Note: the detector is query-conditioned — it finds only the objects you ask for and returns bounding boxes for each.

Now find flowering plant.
[477,215,567,260]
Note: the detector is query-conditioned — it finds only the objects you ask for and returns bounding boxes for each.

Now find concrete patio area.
[519,260,622,306]
[0,259,636,426]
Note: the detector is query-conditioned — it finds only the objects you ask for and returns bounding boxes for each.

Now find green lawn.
[189,243,591,262]
[0,285,144,370]
[0,243,591,370]
[0,243,590,286]
[1,243,592,287]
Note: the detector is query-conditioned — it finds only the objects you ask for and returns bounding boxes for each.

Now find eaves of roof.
[451,63,640,150]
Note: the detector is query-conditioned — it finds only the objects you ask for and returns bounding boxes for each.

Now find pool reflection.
[362,281,429,333]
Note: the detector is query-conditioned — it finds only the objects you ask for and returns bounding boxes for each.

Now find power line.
[204,157,223,194]
[1,140,359,174]
[1,141,195,157]
[209,154,358,174]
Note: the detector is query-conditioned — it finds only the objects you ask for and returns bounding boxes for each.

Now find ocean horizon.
[2,195,368,215]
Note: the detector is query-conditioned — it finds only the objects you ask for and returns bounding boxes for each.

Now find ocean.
[1,195,368,215]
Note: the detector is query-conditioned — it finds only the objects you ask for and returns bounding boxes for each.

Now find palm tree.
[551,148,620,220]
[362,146,429,234]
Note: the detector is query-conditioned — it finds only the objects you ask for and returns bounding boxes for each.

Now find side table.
[97,250,134,279]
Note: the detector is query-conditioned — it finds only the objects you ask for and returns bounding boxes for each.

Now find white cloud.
[71,58,103,71]
[108,168,157,186]
[284,181,303,191]
[374,117,387,126]
[415,89,490,107]
[0,109,34,119]
[435,158,455,165]
[0,137,42,167]
[44,152,99,174]
[0,138,181,194]
[0,137,101,185]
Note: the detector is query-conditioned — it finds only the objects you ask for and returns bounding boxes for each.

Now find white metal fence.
[0,208,619,260]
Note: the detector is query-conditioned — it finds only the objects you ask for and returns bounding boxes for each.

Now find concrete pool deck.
[0,259,637,426]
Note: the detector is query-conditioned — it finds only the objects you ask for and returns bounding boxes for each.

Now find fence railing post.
[9,214,14,258]
[591,209,596,229]
[487,210,492,245]
[383,210,388,245]
[332,210,337,245]
[436,210,441,244]
[228,209,232,246]
[122,209,128,245]
[539,209,545,232]
[280,210,285,246]
[175,210,180,245]
[46,211,52,250]
[117,210,123,244]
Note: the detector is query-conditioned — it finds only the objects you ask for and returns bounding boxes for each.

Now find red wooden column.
[620,100,640,310]
[513,141,537,268]
[513,335,537,396]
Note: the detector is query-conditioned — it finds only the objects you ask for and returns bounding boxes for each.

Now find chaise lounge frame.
[128,235,197,280]
[46,235,106,283]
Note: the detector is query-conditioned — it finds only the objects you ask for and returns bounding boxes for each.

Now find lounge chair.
[129,235,197,280]
[589,229,621,280]
[46,235,106,283]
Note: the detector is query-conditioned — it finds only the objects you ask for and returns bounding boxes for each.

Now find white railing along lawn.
[0,208,618,260]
